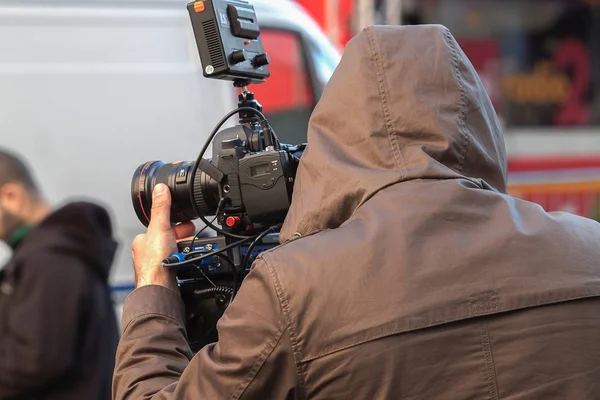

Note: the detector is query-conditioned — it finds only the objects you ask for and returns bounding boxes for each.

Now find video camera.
[130,0,306,352]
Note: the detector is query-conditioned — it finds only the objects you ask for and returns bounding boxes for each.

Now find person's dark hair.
[0,148,39,192]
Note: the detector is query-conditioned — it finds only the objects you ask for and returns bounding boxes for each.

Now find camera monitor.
[187,0,271,85]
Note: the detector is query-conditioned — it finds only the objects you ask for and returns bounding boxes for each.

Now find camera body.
[200,124,298,231]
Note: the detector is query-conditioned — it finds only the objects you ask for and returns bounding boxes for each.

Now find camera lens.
[131,160,219,227]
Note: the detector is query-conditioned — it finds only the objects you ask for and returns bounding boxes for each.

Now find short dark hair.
[0,148,39,192]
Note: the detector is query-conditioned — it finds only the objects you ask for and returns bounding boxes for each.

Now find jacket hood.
[18,201,118,281]
[280,25,507,242]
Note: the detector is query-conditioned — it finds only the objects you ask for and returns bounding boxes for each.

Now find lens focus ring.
[193,168,216,217]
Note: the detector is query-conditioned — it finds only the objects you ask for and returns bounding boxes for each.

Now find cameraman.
[113,25,600,399]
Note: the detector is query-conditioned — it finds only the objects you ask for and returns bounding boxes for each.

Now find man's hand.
[132,184,195,291]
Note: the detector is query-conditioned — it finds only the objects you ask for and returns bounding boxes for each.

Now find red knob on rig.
[225,216,241,227]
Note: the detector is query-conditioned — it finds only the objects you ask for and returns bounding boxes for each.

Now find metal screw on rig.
[206,244,213,251]
[183,246,190,253]
[215,294,228,308]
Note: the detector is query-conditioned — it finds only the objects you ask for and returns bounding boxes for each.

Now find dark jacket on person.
[0,202,119,400]
[112,25,600,399]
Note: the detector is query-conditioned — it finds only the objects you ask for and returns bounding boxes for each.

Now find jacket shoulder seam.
[365,26,406,175]
[300,291,600,362]
[479,318,499,399]
[261,254,308,399]
[441,26,470,173]
[261,229,326,253]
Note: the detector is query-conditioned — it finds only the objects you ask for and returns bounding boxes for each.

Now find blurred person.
[0,148,119,400]
[113,25,600,399]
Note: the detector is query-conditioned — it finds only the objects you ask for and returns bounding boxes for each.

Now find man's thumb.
[149,184,172,231]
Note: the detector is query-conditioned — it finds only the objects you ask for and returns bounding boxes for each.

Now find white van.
[0,0,340,310]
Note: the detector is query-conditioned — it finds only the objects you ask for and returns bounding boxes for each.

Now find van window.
[250,29,315,145]
[308,38,338,100]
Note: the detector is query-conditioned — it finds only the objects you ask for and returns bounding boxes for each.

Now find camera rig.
[131,0,306,352]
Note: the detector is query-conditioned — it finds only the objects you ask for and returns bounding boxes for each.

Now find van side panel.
[0,2,237,294]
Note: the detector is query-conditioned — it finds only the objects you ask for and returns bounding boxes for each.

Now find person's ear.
[0,183,29,215]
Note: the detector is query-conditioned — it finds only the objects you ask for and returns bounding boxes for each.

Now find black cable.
[213,253,237,304]
[241,226,277,271]
[214,253,235,272]
[196,266,218,288]
[185,236,252,259]
[192,286,233,300]
[234,224,281,295]
[189,215,217,251]
[190,106,268,240]
[189,253,237,304]
[220,254,238,303]
[164,236,254,268]
[189,197,227,256]
[262,121,281,151]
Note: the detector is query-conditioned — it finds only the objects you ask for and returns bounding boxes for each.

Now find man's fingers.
[148,184,172,232]
[174,222,196,239]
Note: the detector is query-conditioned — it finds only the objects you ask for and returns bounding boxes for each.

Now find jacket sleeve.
[0,253,87,397]
[112,258,300,400]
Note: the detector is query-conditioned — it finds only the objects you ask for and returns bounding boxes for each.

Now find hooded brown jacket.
[113,25,600,399]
